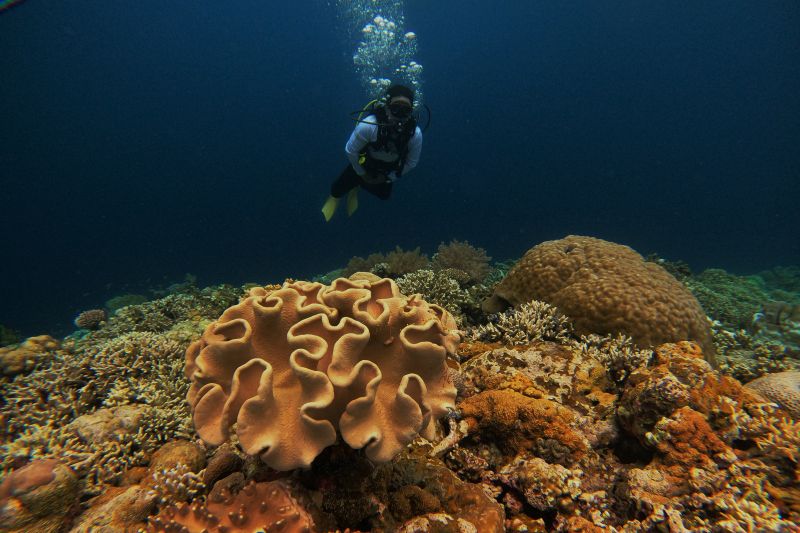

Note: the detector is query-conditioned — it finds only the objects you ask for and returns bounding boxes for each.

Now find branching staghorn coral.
[712,321,800,383]
[147,463,206,506]
[396,269,469,320]
[685,268,770,330]
[89,284,241,339]
[575,333,653,386]
[2,332,188,437]
[1,421,148,494]
[1,324,195,496]
[468,300,573,346]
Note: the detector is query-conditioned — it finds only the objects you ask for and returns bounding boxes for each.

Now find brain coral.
[483,236,716,364]
[185,277,459,471]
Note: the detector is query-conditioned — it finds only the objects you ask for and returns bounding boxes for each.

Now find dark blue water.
[2,0,799,336]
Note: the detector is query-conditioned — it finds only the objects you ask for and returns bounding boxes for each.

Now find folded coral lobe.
[185,277,459,470]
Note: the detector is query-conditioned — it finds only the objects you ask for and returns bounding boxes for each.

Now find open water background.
[1,0,799,335]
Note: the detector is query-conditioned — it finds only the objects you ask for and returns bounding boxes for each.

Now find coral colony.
[2,236,799,531]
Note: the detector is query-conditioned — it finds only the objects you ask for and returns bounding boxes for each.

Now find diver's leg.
[331,165,361,198]
[363,180,393,200]
[323,166,359,221]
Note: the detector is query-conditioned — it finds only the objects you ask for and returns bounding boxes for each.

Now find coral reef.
[447,339,799,530]
[644,253,692,281]
[0,302,212,495]
[482,235,717,365]
[92,284,241,340]
[0,459,79,533]
[343,246,430,278]
[459,389,588,464]
[757,265,800,295]
[712,321,800,383]
[105,293,148,314]
[0,334,58,377]
[395,269,469,320]
[0,324,18,347]
[685,268,770,330]
[430,240,492,283]
[145,479,317,532]
[575,333,653,386]
[469,300,573,346]
[185,277,459,470]
[745,371,800,419]
[74,308,108,331]
[3,248,800,532]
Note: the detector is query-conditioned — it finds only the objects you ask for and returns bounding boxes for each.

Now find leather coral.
[185,277,459,471]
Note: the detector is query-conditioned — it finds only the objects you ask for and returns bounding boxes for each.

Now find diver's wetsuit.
[331,113,423,200]
[331,165,394,199]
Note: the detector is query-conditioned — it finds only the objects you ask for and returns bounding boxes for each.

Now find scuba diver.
[321,84,423,221]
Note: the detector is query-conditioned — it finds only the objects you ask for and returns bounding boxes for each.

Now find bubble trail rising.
[336,0,424,105]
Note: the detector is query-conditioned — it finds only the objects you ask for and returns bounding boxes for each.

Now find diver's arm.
[345,118,378,176]
[400,127,423,176]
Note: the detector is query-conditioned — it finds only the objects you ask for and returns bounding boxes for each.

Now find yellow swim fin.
[321,196,339,222]
[347,188,359,216]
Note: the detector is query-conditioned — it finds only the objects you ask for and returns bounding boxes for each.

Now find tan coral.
[482,235,716,365]
[0,335,59,376]
[431,240,492,283]
[459,389,588,464]
[498,454,582,512]
[185,277,459,470]
[619,342,772,446]
[0,459,79,533]
[144,479,315,533]
[745,371,800,419]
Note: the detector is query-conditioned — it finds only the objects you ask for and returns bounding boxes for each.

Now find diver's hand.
[385,171,398,183]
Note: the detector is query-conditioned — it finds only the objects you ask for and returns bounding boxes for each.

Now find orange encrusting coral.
[459,389,587,462]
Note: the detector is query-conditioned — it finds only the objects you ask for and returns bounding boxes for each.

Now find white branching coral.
[469,301,573,346]
[147,463,206,505]
[1,328,194,495]
[396,269,469,320]
[575,333,653,385]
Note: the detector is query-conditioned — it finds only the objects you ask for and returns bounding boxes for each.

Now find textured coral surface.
[4,252,800,532]
[185,277,459,470]
[146,479,314,533]
[745,370,800,419]
[484,235,716,364]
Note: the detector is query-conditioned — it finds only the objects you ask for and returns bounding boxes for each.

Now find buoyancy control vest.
[361,105,417,176]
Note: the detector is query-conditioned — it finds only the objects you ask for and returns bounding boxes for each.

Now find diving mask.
[389,102,413,119]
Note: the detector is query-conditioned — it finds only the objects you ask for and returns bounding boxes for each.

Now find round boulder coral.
[74,309,107,330]
[0,459,79,532]
[185,277,459,471]
[483,236,715,365]
[745,371,800,419]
